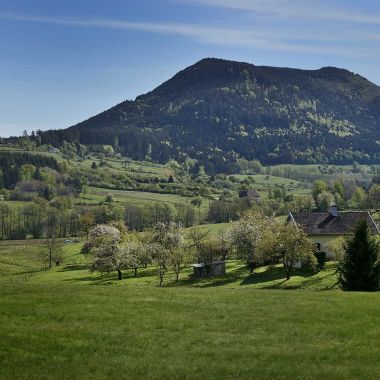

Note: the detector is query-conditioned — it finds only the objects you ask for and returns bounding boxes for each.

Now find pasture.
[81,186,197,207]
[79,156,170,178]
[1,240,379,379]
[233,174,309,197]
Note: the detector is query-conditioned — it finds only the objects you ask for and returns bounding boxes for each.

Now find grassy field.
[232,174,309,197]
[79,157,171,178]
[187,222,231,236]
[0,200,31,209]
[1,240,380,379]
[267,163,371,172]
[81,186,196,207]
[0,240,46,283]
[2,281,380,380]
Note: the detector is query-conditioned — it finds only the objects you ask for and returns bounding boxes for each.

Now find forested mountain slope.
[41,58,380,173]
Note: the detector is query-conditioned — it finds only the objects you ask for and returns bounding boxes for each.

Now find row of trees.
[85,211,318,285]
[0,203,81,240]
[125,203,198,231]
[83,223,187,285]
[312,179,380,211]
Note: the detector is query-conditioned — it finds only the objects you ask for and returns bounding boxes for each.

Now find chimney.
[329,205,338,217]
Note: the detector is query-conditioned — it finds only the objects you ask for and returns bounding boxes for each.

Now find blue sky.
[1,0,380,137]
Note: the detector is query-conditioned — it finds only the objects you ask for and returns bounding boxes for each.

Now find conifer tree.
[338,220,380,291]
[33,167,43,181]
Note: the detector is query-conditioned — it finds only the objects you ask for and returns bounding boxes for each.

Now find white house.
[48,147,59,154]
[288,206,380,260]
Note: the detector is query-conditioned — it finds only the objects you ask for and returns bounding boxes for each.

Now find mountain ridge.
[39,58,380,173]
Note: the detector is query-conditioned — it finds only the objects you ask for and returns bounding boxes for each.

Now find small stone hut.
[192,261,226,278]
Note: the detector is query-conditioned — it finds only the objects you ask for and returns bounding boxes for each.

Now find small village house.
[48,147,59,154]
[246,189,261,203]
[288,206,380,260]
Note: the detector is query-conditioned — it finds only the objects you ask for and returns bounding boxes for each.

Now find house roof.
[288,211,380,235]
[247,189,260,198]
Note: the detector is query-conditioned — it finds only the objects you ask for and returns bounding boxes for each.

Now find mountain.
[41,58,380,173]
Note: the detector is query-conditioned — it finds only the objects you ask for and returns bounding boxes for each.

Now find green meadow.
[1,240,379,379]
[81,186,197,207]
[232,174,309,197]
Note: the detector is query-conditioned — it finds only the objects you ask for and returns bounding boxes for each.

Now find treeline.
[0,203,81,240]
[207,198,253,223]
[125,202,197,231]
[0,152,61,189]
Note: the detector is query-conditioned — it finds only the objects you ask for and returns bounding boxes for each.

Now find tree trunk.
[117,269,122,280]
[285,262,293,280]
[176,272,179,281]
[282,255,290,280]
[134,268,137,277]
[49,251,52,269]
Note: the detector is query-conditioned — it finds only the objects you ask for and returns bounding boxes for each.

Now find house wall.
[308,235,340,260]
[246,196,260,204]
[192,262,226,278]
[212,262,226,276]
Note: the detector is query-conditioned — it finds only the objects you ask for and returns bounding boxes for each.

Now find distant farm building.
[48,147,59,154]
[240,188,261,203]
[246,189,261,203]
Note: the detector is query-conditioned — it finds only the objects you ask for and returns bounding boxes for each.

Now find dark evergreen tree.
[43,186,53,201]
[68,177,83,196]
[0,152,60,189]
[338,220,380,291]
[33,168,43,181]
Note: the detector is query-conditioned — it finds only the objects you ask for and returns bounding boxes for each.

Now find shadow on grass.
[240,266,289,286]
[171,265,249,288]
[63,274,116,285]
[130,268,157,278]
[257,267,338,290]
[61,263,158,285]
[59,264,87,272]
[12,267,46,276]
[171,264,325,290]
[284,270,339,290]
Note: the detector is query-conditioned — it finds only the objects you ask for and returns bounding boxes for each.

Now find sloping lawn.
[1,283,379,380]
[0,241,379,379]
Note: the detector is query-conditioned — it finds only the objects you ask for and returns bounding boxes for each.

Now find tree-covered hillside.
[40,58,380,173]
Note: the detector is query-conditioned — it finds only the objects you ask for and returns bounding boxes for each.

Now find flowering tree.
[82,224,121,254]
[228,211,272,272]
[260,223,316,280]
[151,222,184,285]
[90,237,129,280]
